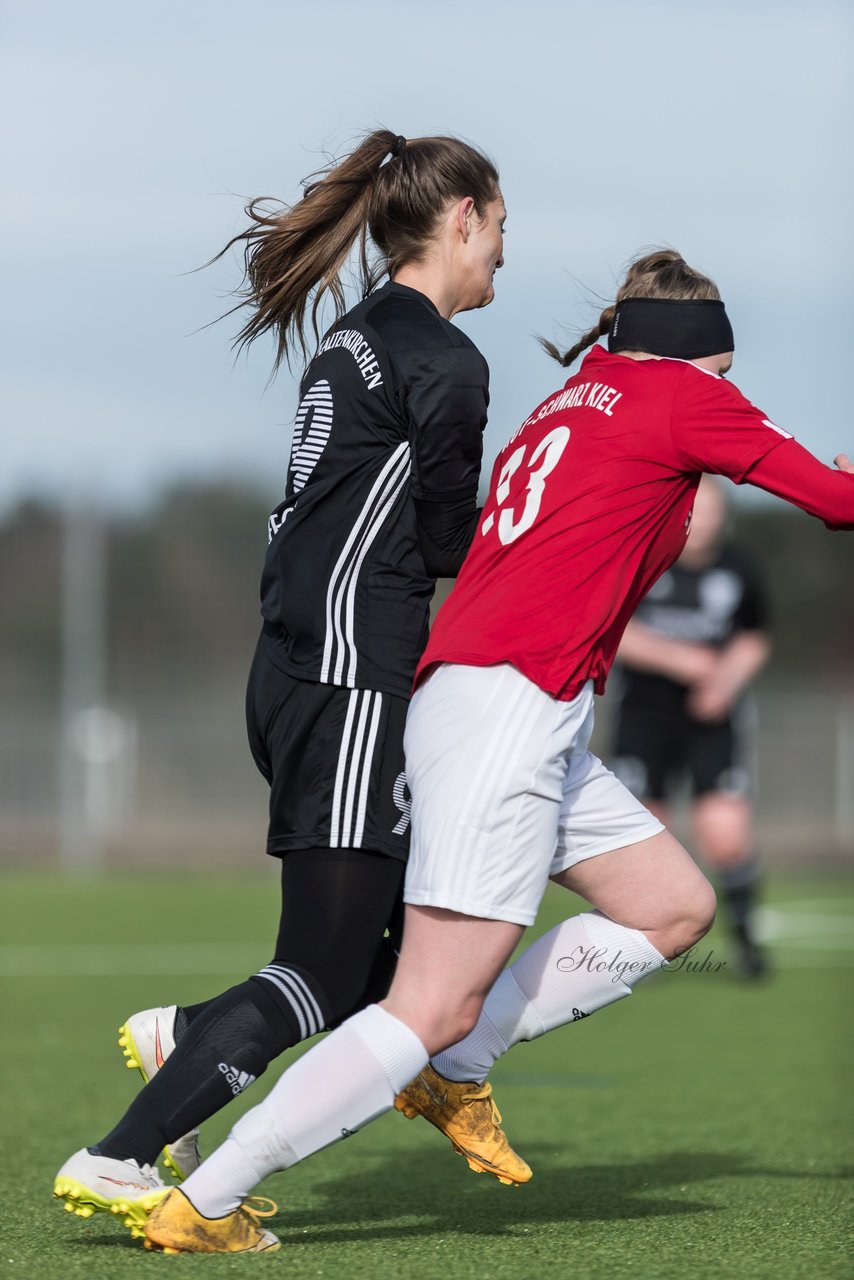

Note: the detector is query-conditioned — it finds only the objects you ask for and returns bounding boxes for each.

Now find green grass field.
[1,870,851,1280]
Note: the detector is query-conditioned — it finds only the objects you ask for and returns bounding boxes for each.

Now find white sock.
[432,912,665,1084]
[180,1005,427,1219]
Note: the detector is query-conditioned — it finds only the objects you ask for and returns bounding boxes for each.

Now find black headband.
[608,298,734,359]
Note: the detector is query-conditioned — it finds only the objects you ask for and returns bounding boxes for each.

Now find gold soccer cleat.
[144,1189,281,1254]
[394,1064,532,1186]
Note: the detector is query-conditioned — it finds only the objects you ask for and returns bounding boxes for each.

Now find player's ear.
[455,197,475,243]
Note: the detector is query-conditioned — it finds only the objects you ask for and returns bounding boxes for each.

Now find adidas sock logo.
[218,1062,257,1096]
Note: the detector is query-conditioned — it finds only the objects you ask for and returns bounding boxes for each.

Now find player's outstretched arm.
[745,441,854,530]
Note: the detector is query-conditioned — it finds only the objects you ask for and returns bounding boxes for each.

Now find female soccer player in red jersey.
[140,248,853,1253]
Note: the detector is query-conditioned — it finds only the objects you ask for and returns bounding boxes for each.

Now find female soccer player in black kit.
[54,128,517,1230]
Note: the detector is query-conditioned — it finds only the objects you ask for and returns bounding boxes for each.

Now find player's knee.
[683,879,717,944]
[657,879,716,958]
[693,793,752,867]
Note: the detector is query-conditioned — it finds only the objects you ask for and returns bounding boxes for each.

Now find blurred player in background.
[611,475,771,975]
[134,249,854,1253]
[54,127,520,1232]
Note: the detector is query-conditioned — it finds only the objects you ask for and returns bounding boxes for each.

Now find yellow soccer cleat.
[394,1064,532,1186]
[53,1148,170,1238]
[144,1189,281,1254]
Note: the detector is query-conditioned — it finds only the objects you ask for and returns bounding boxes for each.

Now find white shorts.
[403,663,664,926]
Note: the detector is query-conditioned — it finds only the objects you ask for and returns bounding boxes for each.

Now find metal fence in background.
[1,689,852,872]
[590,689,854,866]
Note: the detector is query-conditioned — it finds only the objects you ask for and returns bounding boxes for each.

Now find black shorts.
[246,630,411,861]
[611,700,752,802]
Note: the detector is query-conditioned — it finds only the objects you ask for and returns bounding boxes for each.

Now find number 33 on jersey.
[481,426,571,545]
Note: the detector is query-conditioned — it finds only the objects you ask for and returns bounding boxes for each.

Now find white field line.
[2,902,853,976]
[756,905,854,948]
[0,943,264,977]
[2,944,850,974]
[762,898,854,912]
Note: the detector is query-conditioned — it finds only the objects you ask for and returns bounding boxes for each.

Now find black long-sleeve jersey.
[260,282,489,699]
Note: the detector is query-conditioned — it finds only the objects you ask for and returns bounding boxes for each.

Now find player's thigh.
[551,750,664,883]
[274,847,404,961]
[553,825,715,937]
[642,798,672,826]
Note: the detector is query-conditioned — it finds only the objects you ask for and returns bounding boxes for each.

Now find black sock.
[94,846,403,1166]
[720,858,761,941]
[178,1001,208,1029]
[94,978,304,1165]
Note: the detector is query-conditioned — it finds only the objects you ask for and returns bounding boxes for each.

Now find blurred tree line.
[1,481,851,708]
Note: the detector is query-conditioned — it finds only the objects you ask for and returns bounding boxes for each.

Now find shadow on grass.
[268,1146,833,1245]
[50,1150,846,1254]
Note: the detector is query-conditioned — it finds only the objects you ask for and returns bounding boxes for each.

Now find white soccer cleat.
[118,1005,201,1181]
[54,1148,169,1238]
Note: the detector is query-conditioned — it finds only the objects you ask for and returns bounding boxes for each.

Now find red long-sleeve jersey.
[418,346,853,700]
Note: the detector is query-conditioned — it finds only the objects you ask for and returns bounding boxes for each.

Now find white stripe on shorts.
[329,688,383,848]
[352,692,383,847]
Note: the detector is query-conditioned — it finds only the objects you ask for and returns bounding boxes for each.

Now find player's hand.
[687,671,732,722]
[833,453,853,472]
[676,645,719,686]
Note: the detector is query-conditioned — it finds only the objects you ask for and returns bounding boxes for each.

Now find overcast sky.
[1,0,851,514]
